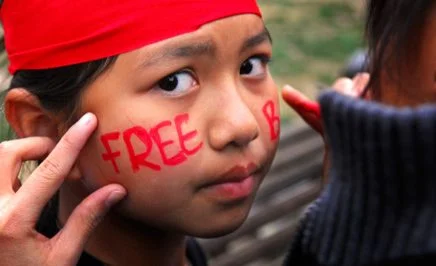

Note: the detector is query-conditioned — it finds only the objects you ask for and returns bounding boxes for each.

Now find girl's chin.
[189,221,244,239]
[185,212,249,238]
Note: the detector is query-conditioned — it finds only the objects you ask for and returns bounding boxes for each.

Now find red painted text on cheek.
[175,113,203,156]
[100,113,203,174]
[150,120,186,166]
[124,126,161,172]
[101,132,121,173]
[263,100,280,141]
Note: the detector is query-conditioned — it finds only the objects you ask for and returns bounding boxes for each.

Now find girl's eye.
[154,71,197,96]
[240,55,271,77]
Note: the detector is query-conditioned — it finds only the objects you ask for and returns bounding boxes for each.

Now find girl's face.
[77,14,279,237]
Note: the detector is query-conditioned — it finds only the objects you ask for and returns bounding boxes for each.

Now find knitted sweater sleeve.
[284,91,436,266]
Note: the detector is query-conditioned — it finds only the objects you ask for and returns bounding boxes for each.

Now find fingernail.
[78,113,94,126]
[105,190,126,208]
[283,84,292,91]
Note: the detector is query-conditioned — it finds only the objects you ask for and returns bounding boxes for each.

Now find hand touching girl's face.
[76,14,279,237]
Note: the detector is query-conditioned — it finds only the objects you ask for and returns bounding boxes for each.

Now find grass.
[0,116,13,141]
[0,91,13,141]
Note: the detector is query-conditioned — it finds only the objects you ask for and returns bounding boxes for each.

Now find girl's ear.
[4,88,60,140]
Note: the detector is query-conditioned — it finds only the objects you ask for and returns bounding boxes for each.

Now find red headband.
[0,0,261,74]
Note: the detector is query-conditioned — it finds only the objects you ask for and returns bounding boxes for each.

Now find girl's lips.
[201,175,255,201]
[199,163,260,201]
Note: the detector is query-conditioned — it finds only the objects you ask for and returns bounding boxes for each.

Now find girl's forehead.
[121,15,270,70]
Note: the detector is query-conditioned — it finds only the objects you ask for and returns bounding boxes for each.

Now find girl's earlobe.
[4,88,60,140]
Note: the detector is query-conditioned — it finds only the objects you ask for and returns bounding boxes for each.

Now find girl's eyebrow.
[138,28,272,70]
[240,27,272,53]
[138,41,215,69]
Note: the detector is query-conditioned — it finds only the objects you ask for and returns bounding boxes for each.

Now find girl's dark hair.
[9,57,117,123]
[365,0,434,98]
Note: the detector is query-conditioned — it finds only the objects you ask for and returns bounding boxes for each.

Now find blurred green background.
[0,0,365,141]
[0,77,12,141]
[258,0,365,123]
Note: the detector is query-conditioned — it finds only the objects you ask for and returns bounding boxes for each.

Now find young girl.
[283,0,436,265]
[0,1,280,265]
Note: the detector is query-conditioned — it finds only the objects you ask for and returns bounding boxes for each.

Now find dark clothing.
[285,91,436,265]
[75,237,207,266]
[36,196,207,266]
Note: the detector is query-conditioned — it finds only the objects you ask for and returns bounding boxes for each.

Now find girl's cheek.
[98,112,203,176]
[262,99,280,143]
[258,76,280,145]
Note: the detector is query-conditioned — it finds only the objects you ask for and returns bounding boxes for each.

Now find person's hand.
[282,73,370,183]
[282,85,323,135]
[0,113,127,266]
[331,72,371,99]
[282,73,370,137]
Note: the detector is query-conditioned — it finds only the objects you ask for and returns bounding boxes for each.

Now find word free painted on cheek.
[263,100,280,141]
[100,113,203,174]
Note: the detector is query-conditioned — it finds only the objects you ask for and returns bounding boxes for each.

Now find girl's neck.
[58,180,188,266]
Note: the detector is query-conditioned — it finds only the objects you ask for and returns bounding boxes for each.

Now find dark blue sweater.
[285,91,436,266]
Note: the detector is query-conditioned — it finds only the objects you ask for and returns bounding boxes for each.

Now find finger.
[12,113,98,223]
[282,85,323,135]
[0,137,55,194]
[53,184,126,263]
[352,72,370,96]
[332,78,354,96]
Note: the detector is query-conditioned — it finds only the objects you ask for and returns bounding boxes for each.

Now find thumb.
[52,184,126,263]
[282,85,323,135]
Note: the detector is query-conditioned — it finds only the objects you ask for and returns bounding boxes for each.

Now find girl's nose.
[208,95,259,151]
